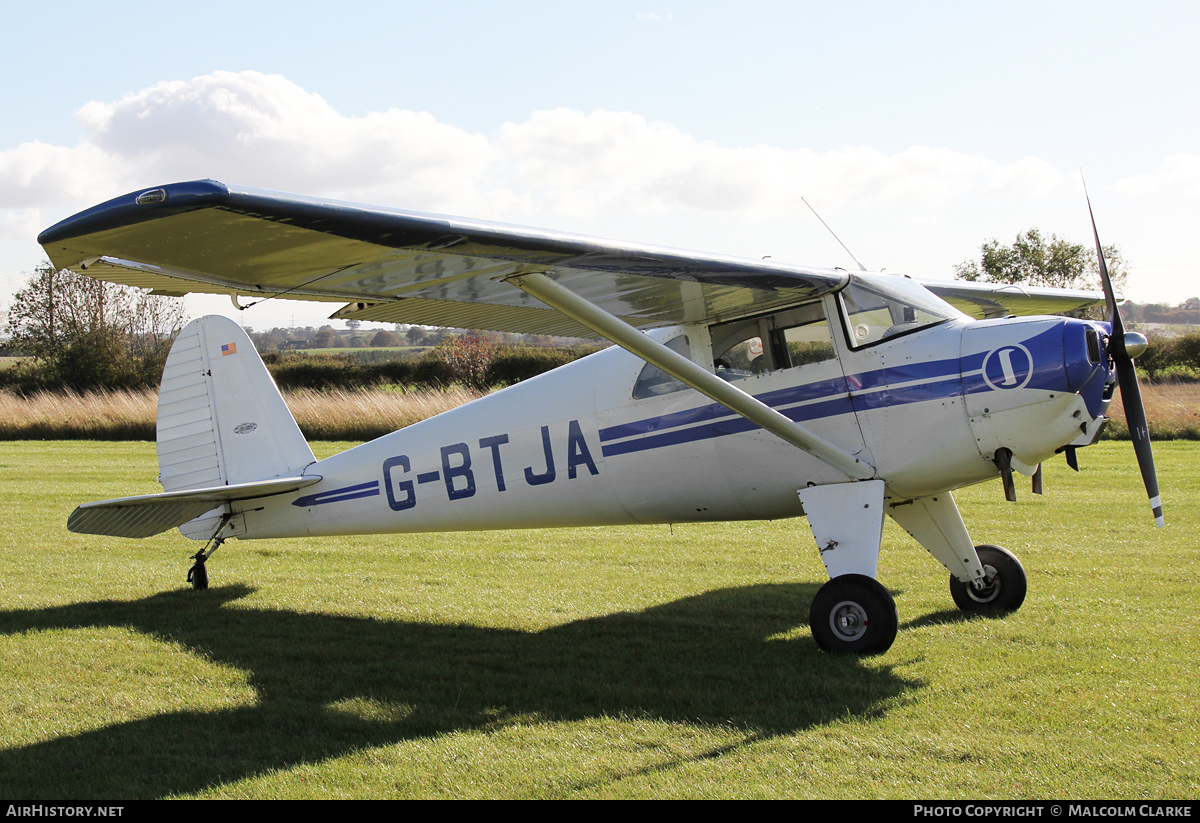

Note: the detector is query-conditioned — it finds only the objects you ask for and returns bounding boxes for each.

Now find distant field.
[1143,322,1200,336]
[0,441,1195,798]
[296,346,430,356]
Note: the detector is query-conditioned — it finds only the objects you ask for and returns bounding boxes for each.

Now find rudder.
[156,316,314,535]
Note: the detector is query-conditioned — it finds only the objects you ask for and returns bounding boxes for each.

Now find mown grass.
[0,441,1195,798]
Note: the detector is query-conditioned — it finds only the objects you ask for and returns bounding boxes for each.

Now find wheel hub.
[968,563,1001,603]
[829,600,869,641]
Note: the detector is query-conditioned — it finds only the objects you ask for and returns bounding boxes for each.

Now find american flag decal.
[221,343,237,356]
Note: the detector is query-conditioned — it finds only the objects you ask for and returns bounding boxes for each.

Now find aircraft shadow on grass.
[0,583,918,798]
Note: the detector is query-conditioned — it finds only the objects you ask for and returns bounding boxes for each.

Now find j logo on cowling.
[982,344,1033,391]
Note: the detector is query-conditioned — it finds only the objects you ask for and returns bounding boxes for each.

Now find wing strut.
[508,271,875,481]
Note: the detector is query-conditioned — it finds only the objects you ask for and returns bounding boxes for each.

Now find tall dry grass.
[286,387,484,441]
[0,382,1194,441]
[0,387,483,441]
[1105,381,1200,440]
[0,388,158,440]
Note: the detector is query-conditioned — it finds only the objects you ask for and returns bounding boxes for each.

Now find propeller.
[1086,188,1164,527]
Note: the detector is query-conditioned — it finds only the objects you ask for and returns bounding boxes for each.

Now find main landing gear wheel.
[949,544,1027,613]
[810,574,898,655]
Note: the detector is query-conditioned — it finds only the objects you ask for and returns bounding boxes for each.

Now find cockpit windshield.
[838,274,967,349]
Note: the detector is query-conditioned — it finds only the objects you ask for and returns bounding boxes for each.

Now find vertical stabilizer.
[157,316,314,495]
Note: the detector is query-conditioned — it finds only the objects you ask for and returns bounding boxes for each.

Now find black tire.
[810,574,898,655]
[188,561,209,591]
[950,544,1026,613]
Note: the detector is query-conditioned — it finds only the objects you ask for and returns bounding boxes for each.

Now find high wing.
[921,279,1106,319]
[39,180,1104,335]
[39,180,848,338]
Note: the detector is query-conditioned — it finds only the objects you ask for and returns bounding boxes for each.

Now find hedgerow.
[259,343,599,392]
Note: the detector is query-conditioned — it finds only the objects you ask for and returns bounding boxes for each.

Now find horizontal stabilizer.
[67,475,321,538]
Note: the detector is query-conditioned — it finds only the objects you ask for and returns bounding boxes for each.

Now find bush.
[1138,330,1200,382]
[260,342,599,392]
[0,330,599,396]
[431,332,499,391]
[486,346,587,386]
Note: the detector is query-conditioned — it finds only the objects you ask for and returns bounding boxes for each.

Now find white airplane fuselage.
[43,179,1147,654]
[228,300,1113,542]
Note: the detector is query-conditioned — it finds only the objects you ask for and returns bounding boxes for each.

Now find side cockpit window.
[776,311,836,368]
[711,303,835,382]
[631,301,841,400]
[632,335,692,399]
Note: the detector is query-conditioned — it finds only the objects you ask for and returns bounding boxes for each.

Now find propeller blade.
[1084,177,1123,333]
[1115,357,1164,526]
[1032,463,1043,495]
[1084,180,1164,526]
[1087,197,1122,334]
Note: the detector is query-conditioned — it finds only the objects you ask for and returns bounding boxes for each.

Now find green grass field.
[0,441,1196,799]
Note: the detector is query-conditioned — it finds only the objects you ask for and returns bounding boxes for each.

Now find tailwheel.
[950,544,1027,613]
[187,552,209,590]
[186,518,230,591]
[810,574,898,655]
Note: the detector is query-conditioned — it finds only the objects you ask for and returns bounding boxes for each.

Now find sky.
[2,0,1197,331]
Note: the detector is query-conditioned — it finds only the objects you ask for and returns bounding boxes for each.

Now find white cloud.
[66,71,494,213]
[5,70,1191,305]
[2,72,1076,224]
[0,141,118,208]
[493,109,1068,220]
[1114,154,1200,200]
[0,208,42,242]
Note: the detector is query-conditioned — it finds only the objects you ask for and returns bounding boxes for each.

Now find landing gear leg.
[186,512,233,591]
[798,481,896,654]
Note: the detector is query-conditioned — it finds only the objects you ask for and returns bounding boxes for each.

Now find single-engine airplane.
[39,180,1162,654]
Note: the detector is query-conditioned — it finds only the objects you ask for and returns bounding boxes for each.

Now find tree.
[370,330,402,347]
[954,229,1128,295]
[433,331,500,390]
[310,329,339,348]
[5,261,186,390]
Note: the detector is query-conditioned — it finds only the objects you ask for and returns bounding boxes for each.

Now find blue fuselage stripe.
[849,375,965,412]
[598,356,967,457]
[598,325,1078,458]
[293,480,381,508]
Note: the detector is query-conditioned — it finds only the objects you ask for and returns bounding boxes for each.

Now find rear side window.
[632,335,692,399]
